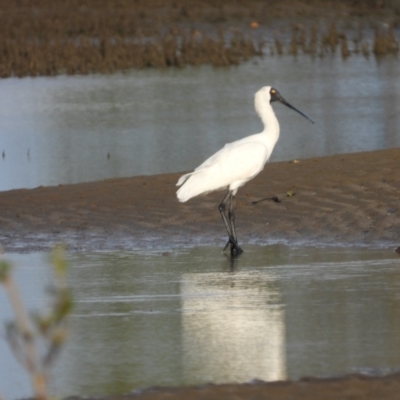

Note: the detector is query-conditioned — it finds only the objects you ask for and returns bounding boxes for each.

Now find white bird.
[176,86,314,257]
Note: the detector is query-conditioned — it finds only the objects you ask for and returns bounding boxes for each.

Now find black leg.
[228,194,238,243]
[218,191,232,238]
[219,191,243,257]
[228,194,243,257]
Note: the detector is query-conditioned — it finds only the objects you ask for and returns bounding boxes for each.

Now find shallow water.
[1,55,400,191]
[1,245,400,399]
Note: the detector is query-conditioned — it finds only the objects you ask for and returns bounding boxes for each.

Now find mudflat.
[90,373,400,400]
[1,148,399,252]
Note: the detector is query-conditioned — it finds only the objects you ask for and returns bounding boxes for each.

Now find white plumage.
[176,86,313,257]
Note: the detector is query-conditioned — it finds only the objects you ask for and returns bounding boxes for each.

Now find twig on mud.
[252,196,281,205]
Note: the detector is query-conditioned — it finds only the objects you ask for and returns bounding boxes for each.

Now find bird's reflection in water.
[225,252,239,272]
[180,264,286,383]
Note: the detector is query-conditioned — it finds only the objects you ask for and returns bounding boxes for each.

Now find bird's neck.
[259,103,280,142]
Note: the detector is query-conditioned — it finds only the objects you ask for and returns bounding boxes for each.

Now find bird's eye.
[271,89,276,94]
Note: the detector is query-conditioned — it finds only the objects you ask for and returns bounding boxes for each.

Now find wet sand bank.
[92,372,400,400]
[1,148,399,253]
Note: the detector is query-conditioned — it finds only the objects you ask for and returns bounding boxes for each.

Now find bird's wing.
[177,140,269,202]
[213,141,269,185]
[194,135,260,171]
[193,142,236,171]
[176,172,192,186]
[176,137,254,187]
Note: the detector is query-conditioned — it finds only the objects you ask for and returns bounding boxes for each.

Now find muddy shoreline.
[1,148,399,254]
[77,372,400,400]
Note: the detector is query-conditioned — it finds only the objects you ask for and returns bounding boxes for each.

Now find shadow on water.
[1,245,400,398]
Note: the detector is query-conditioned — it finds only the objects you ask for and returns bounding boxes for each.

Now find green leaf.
[286,190,296,197]
[51,245,67,280]
[0,260,12,282]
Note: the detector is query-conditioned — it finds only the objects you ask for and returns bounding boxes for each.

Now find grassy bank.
[0,0,399,77]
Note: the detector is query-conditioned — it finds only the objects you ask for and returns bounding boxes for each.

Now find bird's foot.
[223,237,244,258]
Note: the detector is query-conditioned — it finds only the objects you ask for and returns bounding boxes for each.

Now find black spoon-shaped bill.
[270,88,314,124]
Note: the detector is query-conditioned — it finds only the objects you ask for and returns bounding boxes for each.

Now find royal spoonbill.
[176,86,314,257]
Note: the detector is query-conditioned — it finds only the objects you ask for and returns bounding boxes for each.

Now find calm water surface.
[1,245,400,399]
[1,55,399,191]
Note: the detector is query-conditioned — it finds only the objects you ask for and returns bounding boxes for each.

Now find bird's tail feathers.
[177,169,220,202]
[176,172,192,187]
[176,182,196,202]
